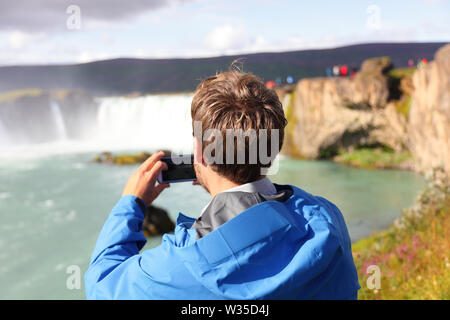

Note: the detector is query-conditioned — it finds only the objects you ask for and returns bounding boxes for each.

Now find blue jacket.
[85,185,360,299]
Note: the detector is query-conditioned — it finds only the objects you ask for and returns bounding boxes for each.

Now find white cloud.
[204,24,248,53]
[134,49,146,58]
[8,31,45,49]
[0,0,197,32]
[76,51,93,63]
[76,50,114,63]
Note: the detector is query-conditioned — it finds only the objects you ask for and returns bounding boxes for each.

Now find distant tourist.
[265,80,276,89]
[418,58,428,67]
[333,65,340,76]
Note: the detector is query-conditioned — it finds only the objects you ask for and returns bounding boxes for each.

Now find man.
[84,69,360,299]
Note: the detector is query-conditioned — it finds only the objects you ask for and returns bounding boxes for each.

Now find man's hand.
[122,151,170,206]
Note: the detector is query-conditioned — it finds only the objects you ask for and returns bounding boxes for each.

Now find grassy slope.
[353,169,450,299]
[334,148,412,170]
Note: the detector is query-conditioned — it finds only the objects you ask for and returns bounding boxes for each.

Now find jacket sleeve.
[84,195,147,299]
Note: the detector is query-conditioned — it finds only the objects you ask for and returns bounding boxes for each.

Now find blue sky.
[0,0,449,65]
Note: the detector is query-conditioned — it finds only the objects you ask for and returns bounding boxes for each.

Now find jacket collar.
[191,184,293,239]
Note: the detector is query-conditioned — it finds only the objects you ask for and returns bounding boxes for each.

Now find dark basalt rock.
[143,205,175,237]
[92,150,172,165]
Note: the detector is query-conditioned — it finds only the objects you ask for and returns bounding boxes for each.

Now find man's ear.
[193,136,203,165]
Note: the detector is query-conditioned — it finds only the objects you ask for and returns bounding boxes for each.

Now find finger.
[148,183,170,204]
[139,151,165,173]
[154,183,170,198]
[143,161,167,187]
[146,160,166,185]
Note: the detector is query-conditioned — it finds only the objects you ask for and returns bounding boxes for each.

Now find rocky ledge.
[279,43,450,177]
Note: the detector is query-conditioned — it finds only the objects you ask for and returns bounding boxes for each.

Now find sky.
[0,0,449,66]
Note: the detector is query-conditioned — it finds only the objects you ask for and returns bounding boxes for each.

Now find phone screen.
[159,155,196,183]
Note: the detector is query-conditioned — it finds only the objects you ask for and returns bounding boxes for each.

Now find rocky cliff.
[408,44,450,176]
[281,56,409,159]
[281,43,450,176]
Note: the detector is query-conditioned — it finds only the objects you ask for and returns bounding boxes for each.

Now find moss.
[388,67,416,105]
[395,96,412,118]
[318,148,338,159]
[0,88,43,103]
[343,102,371,110]
[283,91,303,158]
[284,91,296,130]
[93,151,152,165]
[389,67,417,79]
[93,150,174,165]
[334,148,412,170]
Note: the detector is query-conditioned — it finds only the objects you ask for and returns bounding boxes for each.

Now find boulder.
[143,205,175,237]
[92,150,172,165]
[349,56,393,108]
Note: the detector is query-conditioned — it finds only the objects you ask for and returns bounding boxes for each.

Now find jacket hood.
[169,185,360,299]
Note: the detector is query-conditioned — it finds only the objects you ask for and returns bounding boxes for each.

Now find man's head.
[191,66,287,193]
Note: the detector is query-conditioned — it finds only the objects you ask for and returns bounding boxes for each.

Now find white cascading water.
[0,118,9,147]
[0,93,194,157]
[49,101,68,141]
[95,94,194,152]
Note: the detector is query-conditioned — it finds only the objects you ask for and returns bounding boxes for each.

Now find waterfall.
[49,101,67,141]
[0,93,195,156]
[0,118,9,147]
[95,94,194,152]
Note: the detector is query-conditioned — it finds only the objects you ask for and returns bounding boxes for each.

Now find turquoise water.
[0,153,425,299]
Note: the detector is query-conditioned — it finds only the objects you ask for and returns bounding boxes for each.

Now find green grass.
[388,67,415,119]
[334,147,412,169]
[388,67,417,79]
[353,169,450,299]
[283,91,303,158]
[395,96,412,118]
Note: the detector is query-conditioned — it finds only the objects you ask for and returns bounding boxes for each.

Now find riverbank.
[333,147,413,170]
[353,168,450,299]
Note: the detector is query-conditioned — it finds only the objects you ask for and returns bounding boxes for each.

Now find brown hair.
[191,64,287,184]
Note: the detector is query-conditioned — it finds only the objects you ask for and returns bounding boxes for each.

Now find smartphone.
[157,154,197,183]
